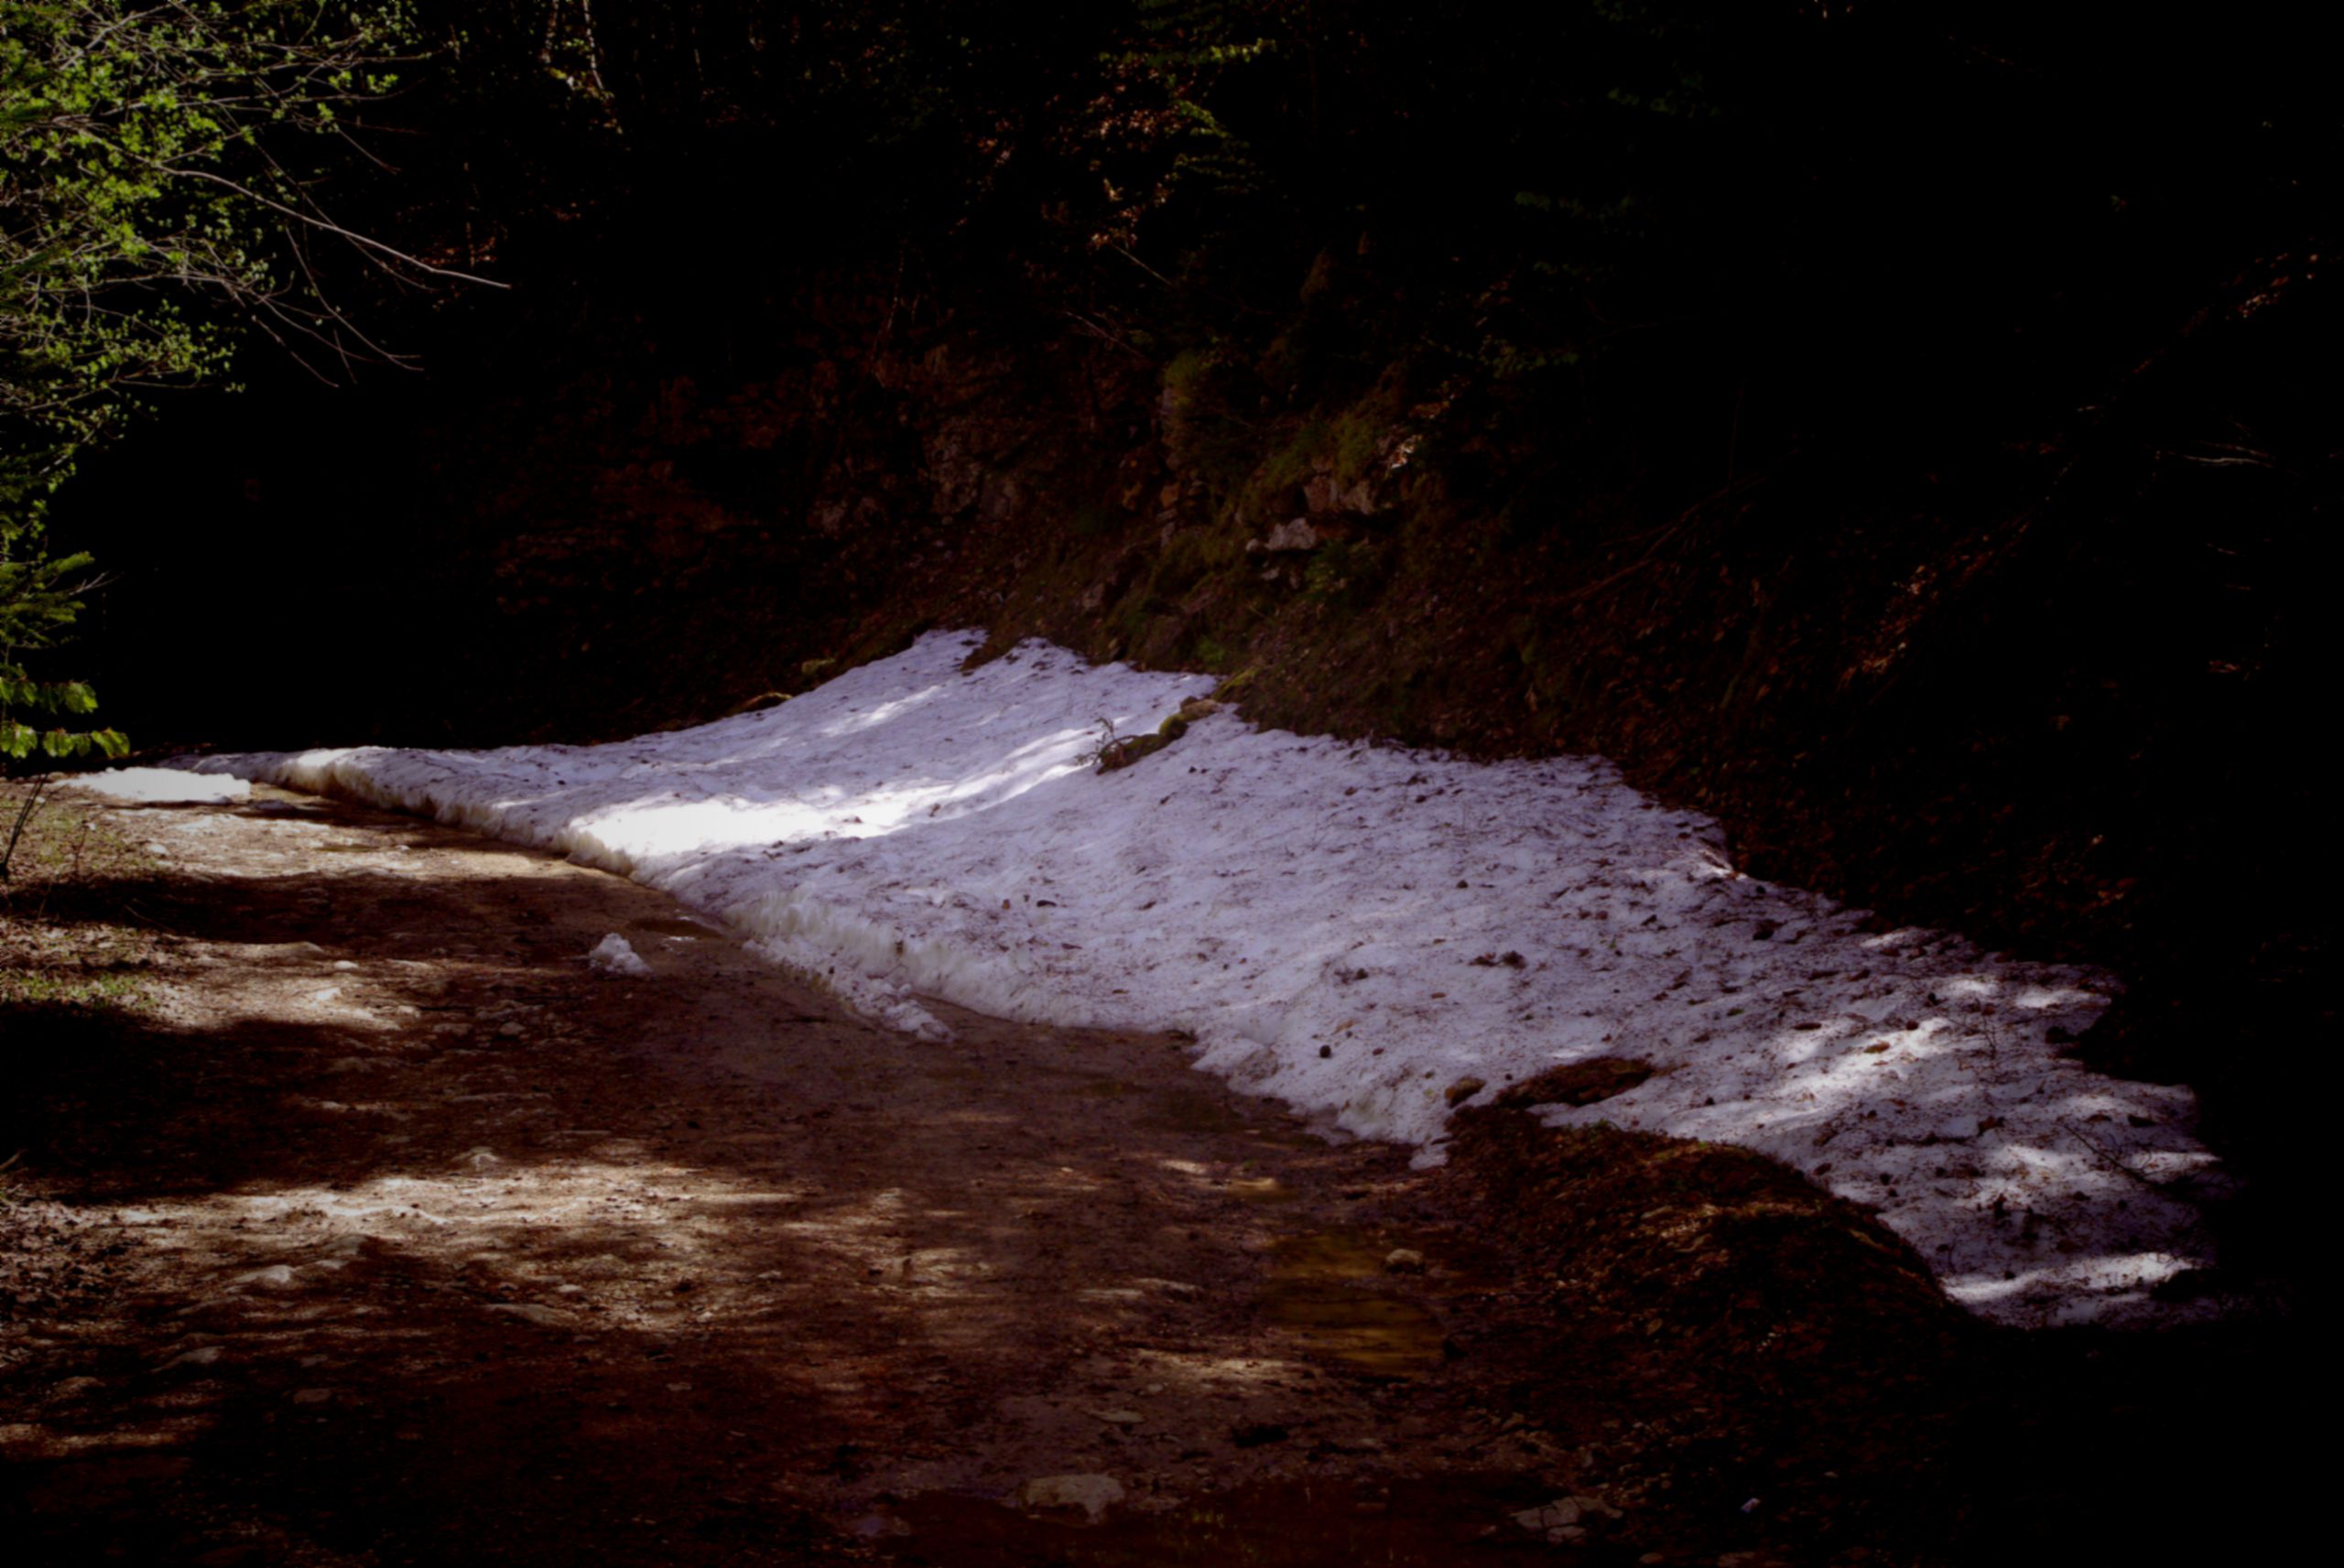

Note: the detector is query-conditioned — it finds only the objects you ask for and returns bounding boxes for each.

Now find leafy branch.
[2,1,444,769]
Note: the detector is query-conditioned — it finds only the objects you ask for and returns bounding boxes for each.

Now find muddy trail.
[0,785,2309,1567]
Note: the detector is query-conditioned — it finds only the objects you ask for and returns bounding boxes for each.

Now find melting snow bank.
[190,631,2230,1327]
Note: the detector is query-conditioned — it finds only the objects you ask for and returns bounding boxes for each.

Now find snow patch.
[60,767,251,804]
[749,929,953,1042]
[587,935,650,978]
[190,631,2230,1326]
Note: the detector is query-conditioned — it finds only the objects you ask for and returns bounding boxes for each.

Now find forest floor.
[0,783,2309,1567]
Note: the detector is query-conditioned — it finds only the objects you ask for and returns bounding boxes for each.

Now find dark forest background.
[21,1,2339,1250]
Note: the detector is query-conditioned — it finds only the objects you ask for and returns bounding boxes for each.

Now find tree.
[1,0,445,762]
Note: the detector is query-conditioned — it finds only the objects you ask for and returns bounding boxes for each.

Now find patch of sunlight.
[1769,1017,1857,1065]
[819,684,947,737]
[2,1420,213,1456]
[1127,1348,1311,1392]
[2013,981,2098,1010]
[1944,1249,2196,1324]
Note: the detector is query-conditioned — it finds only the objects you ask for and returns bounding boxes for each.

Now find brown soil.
[0,784,2308,1567]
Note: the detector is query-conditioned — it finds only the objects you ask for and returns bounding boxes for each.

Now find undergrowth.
[0,780,159,1014]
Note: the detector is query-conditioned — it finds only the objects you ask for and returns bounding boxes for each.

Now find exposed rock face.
[1304,472,1376,516]
[1253,517,1321,553]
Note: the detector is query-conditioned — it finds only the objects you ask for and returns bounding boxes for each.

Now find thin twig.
[2060,1119,2171,1193]
[1,779,50,883]
[119,899,192,936]
[1561,478,1759,604]
[170,166,508,287]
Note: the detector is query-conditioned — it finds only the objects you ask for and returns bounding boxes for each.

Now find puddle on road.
[884,1475,1568,1567]
[1138,1085,1253,1137]
[1225,1176,1297,1205]
[1139,1087,1325,1149]
[1262,1231,1445,1378]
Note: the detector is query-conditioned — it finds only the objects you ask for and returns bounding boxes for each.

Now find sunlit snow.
[60,766,251,804]
[192,632,2230,1326]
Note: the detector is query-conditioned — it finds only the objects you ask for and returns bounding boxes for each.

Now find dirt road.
[0,784,2306,1566]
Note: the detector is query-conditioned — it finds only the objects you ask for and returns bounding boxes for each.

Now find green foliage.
[1301,538,1386,610]
[1160,345,1225,402]
[1081,0,1284,251]
[0,963,142,1006]
[1,0,417,765]
[1258,419,1324,490]
[0,779,155,996]
[1157,341,1259,486]
[2,1,420,443]
[0,666,122,759]
[0,518,122,762]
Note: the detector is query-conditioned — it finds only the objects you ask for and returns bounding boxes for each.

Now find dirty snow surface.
[194,632,2228,1326]
[586,934,652,977]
